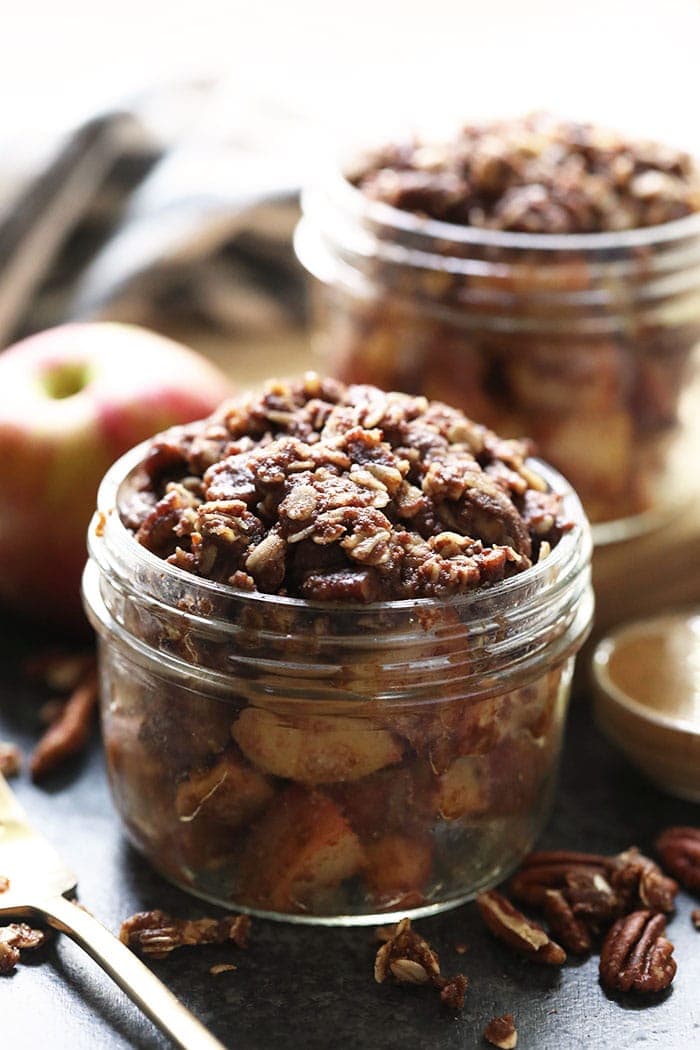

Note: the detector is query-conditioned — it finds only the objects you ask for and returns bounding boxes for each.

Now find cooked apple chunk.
[364,834,434,906]
[433,756,491,820]
[175,748,274,828]
[238,786,366,911]
[232,706,403,784]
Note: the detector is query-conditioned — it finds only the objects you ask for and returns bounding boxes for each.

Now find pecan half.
[611,848,677,914]
[374,918,468,1009]
[655,827,700,893]
[509,850,614,907]
[561,867,620,931]
[542,889,592,956]
[30,665,98,780]
[484,1014,518,1049]
[119,910,251,959]
[599,910,676,993]
[476,890,566,965]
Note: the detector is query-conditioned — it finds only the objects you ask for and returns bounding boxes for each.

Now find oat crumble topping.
[350,112,700,233]
[124,374,570,602]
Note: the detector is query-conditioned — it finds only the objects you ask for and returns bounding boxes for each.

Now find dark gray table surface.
[1,618,699,1050]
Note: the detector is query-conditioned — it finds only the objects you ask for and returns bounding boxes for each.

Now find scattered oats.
[389,958,430,984]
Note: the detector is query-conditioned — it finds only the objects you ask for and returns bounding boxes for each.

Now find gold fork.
[0,772,226,1050]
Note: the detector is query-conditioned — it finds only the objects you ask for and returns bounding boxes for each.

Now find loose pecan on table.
[30,664,98,780]
[509,850,615,908]
[610,848,678,914]
[476,890,566,965]
[509,846,676,940]
[0,742,22,778]
[599,910,676,994]
[541,889,593,956]
[374,918,468,1010]
[119,910,251,960]
[655,827,700,893]
[483,1014,518,1049]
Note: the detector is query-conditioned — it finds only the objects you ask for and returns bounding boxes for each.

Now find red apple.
[0,322,233,634]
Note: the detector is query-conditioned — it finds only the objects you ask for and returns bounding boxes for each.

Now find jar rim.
[91,439,592,619]
[321,169,700,254]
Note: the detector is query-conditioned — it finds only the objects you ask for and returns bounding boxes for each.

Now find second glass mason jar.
[295,175,700,543]
[83,443,593,925]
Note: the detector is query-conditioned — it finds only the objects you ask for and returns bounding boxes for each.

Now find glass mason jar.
[295,174,700,543]
[83,442,593,926]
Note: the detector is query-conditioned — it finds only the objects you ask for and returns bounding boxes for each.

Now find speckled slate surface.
[1,617,699,1050]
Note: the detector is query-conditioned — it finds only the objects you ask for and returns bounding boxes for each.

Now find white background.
[1,0,699,164]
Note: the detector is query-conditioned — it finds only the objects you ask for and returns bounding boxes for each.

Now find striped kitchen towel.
[0,83,306,350]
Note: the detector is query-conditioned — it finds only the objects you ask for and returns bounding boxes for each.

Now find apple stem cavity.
[41,361,91,400]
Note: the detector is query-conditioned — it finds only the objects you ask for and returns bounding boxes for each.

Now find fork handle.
[32,894,228,1050]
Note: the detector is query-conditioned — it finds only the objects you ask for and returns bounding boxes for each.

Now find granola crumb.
[0,923,49,975]
[0,742,22,778]
[0,923,49,951]
[454,941,469,955]
[439,973,468,1010]
[374,917,468,1009]
[120,910,251,959]
[209,963,237,975]
[484,1014,518,1049]
[0,940,20,975]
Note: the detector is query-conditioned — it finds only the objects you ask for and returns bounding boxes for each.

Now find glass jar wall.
[83,443,593,925]
[296,176,700,542]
